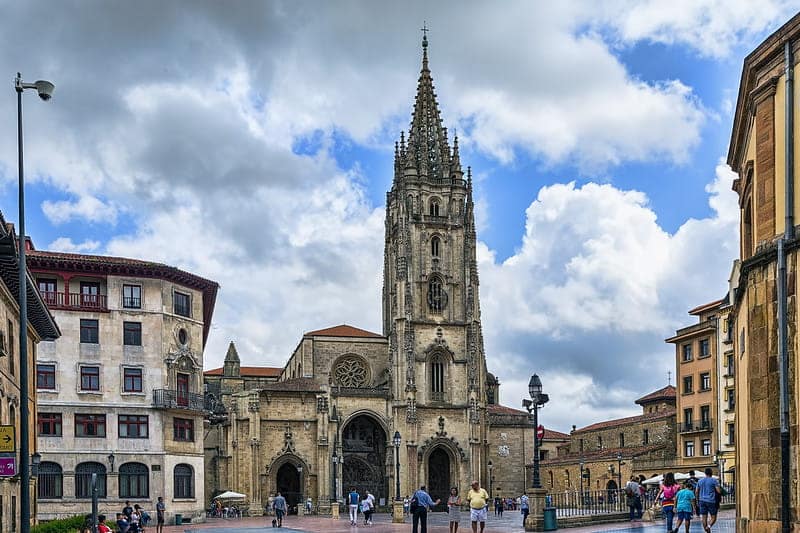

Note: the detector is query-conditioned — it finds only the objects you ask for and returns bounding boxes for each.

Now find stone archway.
[341,414,387,502]
[276,463,301,514]
[427,448,450,511]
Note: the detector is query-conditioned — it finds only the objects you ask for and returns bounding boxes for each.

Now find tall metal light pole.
[393,431,401,501]
[488,460,493,500]
[523,374,549,489]
[15,72,54,533]
[616,452,623,489]
[331,451,338,503]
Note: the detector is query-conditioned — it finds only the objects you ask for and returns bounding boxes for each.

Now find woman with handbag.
[656,472,680,532]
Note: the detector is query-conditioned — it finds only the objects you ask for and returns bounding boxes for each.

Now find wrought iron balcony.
[39,291,108,312]
[152,389,205,412]
[679,421,712,433]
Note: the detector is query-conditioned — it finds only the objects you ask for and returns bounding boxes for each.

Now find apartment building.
[666,300,725,472]
[0,220,60,532]
[27,244,218,523]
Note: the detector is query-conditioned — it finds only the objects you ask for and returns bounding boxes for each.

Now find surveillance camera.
[34,80,54,101]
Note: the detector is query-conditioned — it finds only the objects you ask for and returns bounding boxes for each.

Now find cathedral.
[203,34,535,514]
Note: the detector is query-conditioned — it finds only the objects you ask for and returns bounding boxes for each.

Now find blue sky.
[0,1,797,430]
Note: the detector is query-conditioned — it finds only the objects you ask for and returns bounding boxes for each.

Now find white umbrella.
[642,473,691,485]
[215,490,247,500]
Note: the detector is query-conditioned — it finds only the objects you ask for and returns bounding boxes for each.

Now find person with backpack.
[625,476,643,521]
[411,485,440,533]
[348,487,360,526]
[656,472,679,532]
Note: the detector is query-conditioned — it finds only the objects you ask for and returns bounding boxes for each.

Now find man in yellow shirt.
[466,480,489,533]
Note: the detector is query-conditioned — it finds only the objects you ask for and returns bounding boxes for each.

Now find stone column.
[392,501,405,523]
[524,487,547,532]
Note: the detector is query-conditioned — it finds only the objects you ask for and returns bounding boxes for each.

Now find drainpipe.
[779,40,794,533]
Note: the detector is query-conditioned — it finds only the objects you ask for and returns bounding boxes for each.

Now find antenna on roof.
[667,371,672,386]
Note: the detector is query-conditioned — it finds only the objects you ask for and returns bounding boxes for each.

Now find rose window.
[334,357,368,387]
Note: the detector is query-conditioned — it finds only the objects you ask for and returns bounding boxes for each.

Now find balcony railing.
[679,421,712,433]
[152,389,205,412]
[39,291,108,312]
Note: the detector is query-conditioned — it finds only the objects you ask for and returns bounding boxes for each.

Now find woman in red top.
[656,472,679,533]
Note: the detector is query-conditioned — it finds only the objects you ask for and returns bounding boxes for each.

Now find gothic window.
[333,356,369,387]
[429,199,440,217]
[428,276,447,313]
[75,462,106,498]
[431,236,440,257]
[430,354,445,401]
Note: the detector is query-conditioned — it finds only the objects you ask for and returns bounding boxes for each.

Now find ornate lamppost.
[616,452,623,489]
[393,431,401,500]
[488,460,493,500]
[523,374,549,488]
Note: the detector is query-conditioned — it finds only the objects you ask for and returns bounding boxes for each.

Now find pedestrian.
[97,514,113,533]
[306,497,313,514]
[273,491,287,528]
[366,491,375,525]
[673,481,696,533]
[347,486,360,526]
[123,501,133,520]
[129,505,141,533]
[520,493,529,526]
[656,472,679,532]
[466,480,489,533]
[625,476,643,521]
[116,513,130,533]
[496,497,503,517]
[696,468,721,533]
[411,484,440,533]
[447,487,462,533]
[404,496,410,515]
[156,497,165,533]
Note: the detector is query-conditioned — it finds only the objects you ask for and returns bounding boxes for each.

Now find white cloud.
[41,196,118,225]
[481,165,740,429]
[47,237,101,253]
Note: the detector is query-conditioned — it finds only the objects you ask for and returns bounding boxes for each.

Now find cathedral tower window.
[429,199,440,217]
[431,236,440,257]
[430,353,445,401]
[333,355,369,388]
[428,276,446,313]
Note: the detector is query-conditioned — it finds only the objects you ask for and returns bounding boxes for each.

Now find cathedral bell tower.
[383,32,488,429]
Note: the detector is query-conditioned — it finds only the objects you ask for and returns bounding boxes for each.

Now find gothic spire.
[223,341,241,377]
[403,28,452,182]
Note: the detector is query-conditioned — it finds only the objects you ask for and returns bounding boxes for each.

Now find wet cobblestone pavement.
[164,508,735,533]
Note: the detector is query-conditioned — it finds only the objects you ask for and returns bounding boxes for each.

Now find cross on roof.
[421,21,428,39]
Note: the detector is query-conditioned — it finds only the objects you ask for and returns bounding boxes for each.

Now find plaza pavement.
[161,508,735,533]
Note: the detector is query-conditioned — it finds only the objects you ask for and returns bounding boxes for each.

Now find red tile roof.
[304,324,384,338]
[688,299,724,315]
[543,428,570,440]
[635,385,676,405]
[573,408,675,433]
[205,366,282,377]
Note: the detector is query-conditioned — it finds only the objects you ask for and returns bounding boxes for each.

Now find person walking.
[447,487,462,533]
[656,472,679,533]
[466,480,489,533]
[273,492,287,528]
[625,476,643,521]
[348,487,360,526]
[155,497,165,533]
[696,468,721,533]
[411,485,440,533]
[520,493,529,527]
[673,481,697,533]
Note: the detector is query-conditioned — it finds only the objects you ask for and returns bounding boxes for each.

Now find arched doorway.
[276,463,301,514]
[427,448,450,511]
[342,415,387,502]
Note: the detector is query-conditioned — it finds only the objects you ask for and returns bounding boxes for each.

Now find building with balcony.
[27,243,218,523]
[540,385,677,494]
[0,217,60,533]
[666,300,727,473]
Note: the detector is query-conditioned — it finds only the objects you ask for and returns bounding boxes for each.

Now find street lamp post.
[297,465,304,514]
[523,374,550,489]
[331,451,338,503]
[488,460,493,500]
[393,431,401,500]
[15,72,54,533]
[616,452,623,489]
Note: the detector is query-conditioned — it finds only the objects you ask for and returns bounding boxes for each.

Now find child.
[673,481,697,533]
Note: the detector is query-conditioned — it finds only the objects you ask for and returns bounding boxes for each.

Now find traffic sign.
[0,426,15,453]
[537,425,545,440]
[0,457,16,477]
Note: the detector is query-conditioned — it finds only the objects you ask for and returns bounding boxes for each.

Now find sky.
[0,0,797,433]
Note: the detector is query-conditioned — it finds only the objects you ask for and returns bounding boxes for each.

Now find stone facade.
[727,12,800,532]
[204,35,533,515]
[0,218,60,532]
[28,246,218,524]
[540,386,677,494]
